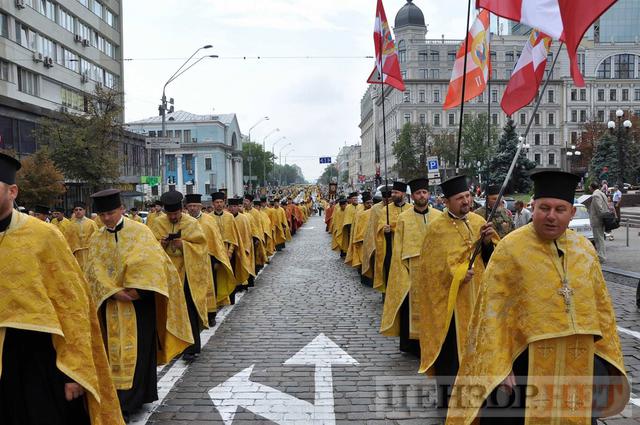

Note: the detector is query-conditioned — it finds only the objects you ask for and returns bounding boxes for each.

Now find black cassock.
[0,328,90,425]
[182,276,202,355]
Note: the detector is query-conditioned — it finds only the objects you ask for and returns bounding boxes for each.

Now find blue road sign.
[427,156,439,172]
[319,157,332,164]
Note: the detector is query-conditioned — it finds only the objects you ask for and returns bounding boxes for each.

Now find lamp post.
[247,155,254,193]
[158,44,215,194]
[607,109,632,189]
[248,116,269,142]
[565,144,582,173]
[262,128,280,187]
[270,136,287,186]
[278,142,292,186]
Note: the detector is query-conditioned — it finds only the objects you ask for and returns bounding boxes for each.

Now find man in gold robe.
[34,204,50,222]
[244,195,267,280]
[149,191,213,361]
[184,194,235,323]
[345,192,372,269]
[64,201,98,271]
[51,206,70,231]
[86,189,193,419]
[331,197,347,255]
[446,171,629,425]
[339,192,358,258]
[228,198,255,290]
[324,200,335,232]
[210,192,243,304]
[259,197,276,257]
[373,182,410,293]
[417,175,497,419]
[269,198,288,251]
[361,191,388,287]
[146,200,164,227]
[0,153,125,425]
[128,207,144,223]
[381,178,441,356]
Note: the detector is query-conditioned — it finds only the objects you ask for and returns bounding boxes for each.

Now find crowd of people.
[0,152,316,424]
[324,172,630,424]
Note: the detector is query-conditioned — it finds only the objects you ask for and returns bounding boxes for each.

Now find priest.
[330,197,347,256]
[445,171,629,425]
[145,200,164,227]
[149,191,213,361]
[243,195,267,279]
[86,189,193,419]
[228,198,255,290]
[345,192,373,270]
[211,192,242,303]
[361,189,388,287]
[51,206,70,231]
[64,201,98,271]
[381,178,441,355]
[417,175,497,419]
[0,153,124,425]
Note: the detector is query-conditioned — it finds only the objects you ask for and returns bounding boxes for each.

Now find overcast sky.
[123,0,472,181]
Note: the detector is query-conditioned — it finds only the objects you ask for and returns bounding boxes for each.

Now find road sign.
[145,137,181,149]
[428,172,440,179]
[431,178,442,185]
[319,157,332,164]
[427,156,439,172]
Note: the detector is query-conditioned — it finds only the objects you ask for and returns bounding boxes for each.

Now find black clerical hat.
[253,200,261,206]
[227,198,241,206]
[361,192,372,202]
[91,189,122,213]
[160,190,183,212]
[441,175,469,198]
[154,200,163,206]
[211,192,226,201]
[348,192,358,199]
[531,170,580,205]
[130,207,138,212]
[0,152,21,185]
[73,201,86,209]
[338,197,347,205]
[485,184,501,196]
[184,193,202,205]
[408,178,429,193]
[53,206,65,213]
[392,181,408,192]
[260,196,267,202]
[244,194,254,201]
[34,205,50,215]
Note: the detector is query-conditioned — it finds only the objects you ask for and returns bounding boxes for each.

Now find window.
[580,89,586,101]
[534,153,541,164]
[597,89,605,101]
[534,134,541,145]
[597,110,605,122]
[571,89,577,101]
[401,70,407,80]
[610,89,617,101]
[148,131,156,138]
[419,114,426,125]
[548,113,555,126]
[504,69,511,80]
[580,110,587,122]
[0,60,10,82]
[92,1,103,18]
[490,51,497,62]
[419,69,428,79]
[571,110,578,122]
[404,113,411,124]
[571,132,578,144]
[430,69,440,79]
[205,183,211,195]
[635,89,640,101]
[61,87,84,110]
[433,90,440,103]
[491,90,498,103]
[184,130,192,142]
[622,89,629,101]
[464,113,471,122]
[505,51,514,62]
[615,54,634,79]
[577,53,586,76]
[430,50,440,62]
[547,90,554,103]
[398,40,406,64]
[419,90,425,102]
[448,113,455,126]
[174,130,182,142]
[534,113,540,125]
[448,51,456,61]
[77,0,88,6]
[36,0,56,20]
[165,130,174,138]
[433,113,441,127]
[520,113,526,126]
[105,9,116,28]
[548,133,555,145]
[548,153,556,166]
[492,114,498,125]
[185,154,193,173]
[17,67,38,96]
[477,92,484,103]
[77,21,90,41]
[418,51,427,62]
[1,13,8,38]
[597,57,612,79]
[403,91,410,103]
[57,8,75,33]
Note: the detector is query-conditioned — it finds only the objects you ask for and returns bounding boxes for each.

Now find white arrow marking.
[209,333,358,425]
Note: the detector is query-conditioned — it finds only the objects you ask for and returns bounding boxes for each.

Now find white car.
[138,211,149,224]
[569,204,593,242]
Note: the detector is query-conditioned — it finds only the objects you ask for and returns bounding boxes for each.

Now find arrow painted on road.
[208,333,358,425]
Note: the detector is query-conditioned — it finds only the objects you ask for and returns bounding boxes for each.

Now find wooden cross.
[557,279,574,312]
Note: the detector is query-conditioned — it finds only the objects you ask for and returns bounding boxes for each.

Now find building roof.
[395,0,426,29]
[127,110,236,126]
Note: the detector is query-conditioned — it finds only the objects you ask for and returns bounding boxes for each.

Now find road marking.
[209,333,358,425]
[617,326,640,341]
[127,262,274,425]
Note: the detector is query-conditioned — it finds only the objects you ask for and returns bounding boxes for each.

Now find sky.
[122,0,472,181]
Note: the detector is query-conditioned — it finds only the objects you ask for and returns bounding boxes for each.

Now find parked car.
[138,211,149,224]
[569,204,593,242]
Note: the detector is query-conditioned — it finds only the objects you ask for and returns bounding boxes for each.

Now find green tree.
[392,123,424,180]
[14,150,67,206]
[461,114,498,179]
[242,141,275,187]
[431,132,458,179]
[273,164,306,185]
[487,119,537,193]
[339,170,349,184]
[318,164,338,184]
[589,132,619,185]
[35,87,123,190]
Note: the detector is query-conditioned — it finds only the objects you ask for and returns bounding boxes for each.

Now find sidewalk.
[603,219,640,275]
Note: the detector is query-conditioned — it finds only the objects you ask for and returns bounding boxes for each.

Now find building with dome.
[359,0,640,184]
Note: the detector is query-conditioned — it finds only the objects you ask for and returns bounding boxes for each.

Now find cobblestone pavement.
[143,216,640,425]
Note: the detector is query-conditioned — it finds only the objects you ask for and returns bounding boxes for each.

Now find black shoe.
[182,353,197,362]
[122,411,130,423]
[208,312,217,327]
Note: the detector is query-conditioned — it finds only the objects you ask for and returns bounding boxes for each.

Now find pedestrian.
[474,185,515,238]
[513,200,532,229]
[330,197,348,257]
[361,190,389,287]
[416,175,497,420]
[0,153,125,425]
[381,178,441,356]
[588,181,609,262]
[51,206,70,231]
[612,185,622,218]
[601,179,609,195]
[64,201,98,271]
[149,191,213,361]
[210,192,243,304]
[345,192,373,280]
[86,189,193,421]
[446,170,629,425]
[129,207,144,223]
[228,197,255,290]
[146,200,164,227]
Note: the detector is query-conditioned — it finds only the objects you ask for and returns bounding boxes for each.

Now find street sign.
[431,178,442,185]
[428,172,440,179]
[319,157,332,164]
[427,156,439,172]
[145,137,181,149]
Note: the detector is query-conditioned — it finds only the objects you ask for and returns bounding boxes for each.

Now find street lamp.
[248,116,269,143]
[158,44,215,194]
[271,137,287,186]
[607,109,632,188]
[262,128,280,187]
[565,144,582,173]
[278,142,292,186]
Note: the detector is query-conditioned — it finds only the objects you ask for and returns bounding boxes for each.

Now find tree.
[339,170,349,184]
[318,164,338,184]
[242,141,275,187]
[392,123,419,180]
[431,132,458,178]
[589,132,619,186]
[272,163,306,185]
[487,119,537,193]
[15,149,66,206]
[35,87,123,190]
[461,114,498,179]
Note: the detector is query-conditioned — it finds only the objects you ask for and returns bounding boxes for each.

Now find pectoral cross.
[558,279,574,312]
